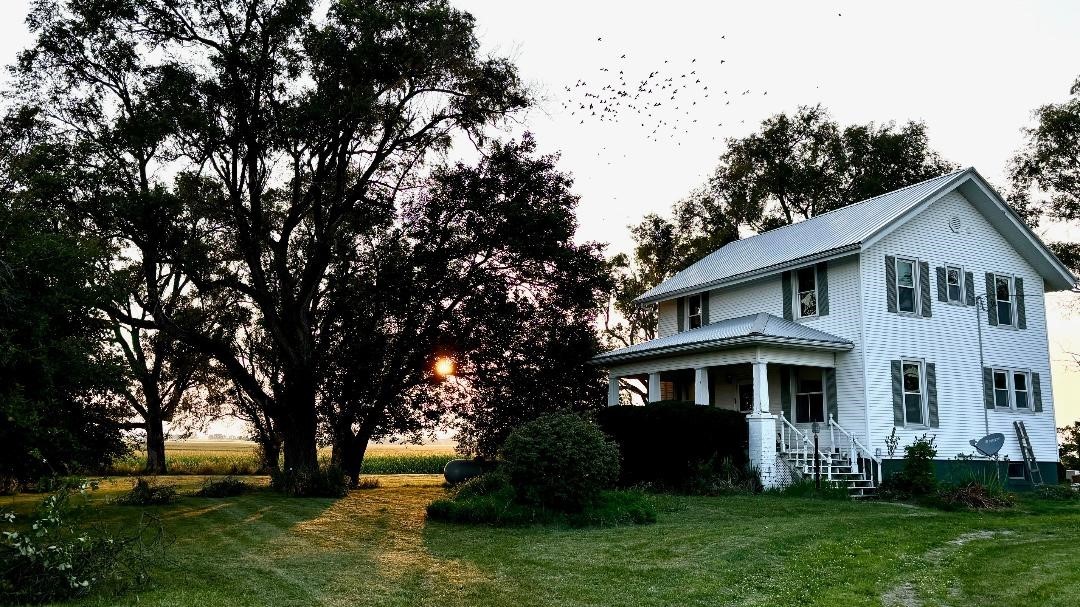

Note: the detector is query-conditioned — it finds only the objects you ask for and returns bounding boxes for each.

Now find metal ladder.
[1013,421,1044,486]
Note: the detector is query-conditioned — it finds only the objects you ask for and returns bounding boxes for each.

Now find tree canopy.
[604,106,956,355]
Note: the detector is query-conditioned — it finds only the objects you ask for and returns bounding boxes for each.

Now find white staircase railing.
[827,415,882,485]
[778,413,835,482]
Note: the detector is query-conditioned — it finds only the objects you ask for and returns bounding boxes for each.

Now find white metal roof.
[635,168,1076,304]
[591,312,853,364]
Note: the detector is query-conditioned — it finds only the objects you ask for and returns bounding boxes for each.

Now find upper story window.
[687,294,702,330]
[896,257,918,314]
[902,360,925,426]
[993,368,1030,410]
[946,265,964,304]
[994,274,1014,326]
[796,266,818,318]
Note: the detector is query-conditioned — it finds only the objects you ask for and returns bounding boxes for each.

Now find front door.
[737,382,754,413]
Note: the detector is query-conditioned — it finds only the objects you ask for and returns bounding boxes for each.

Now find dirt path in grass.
[880,530,1015,607]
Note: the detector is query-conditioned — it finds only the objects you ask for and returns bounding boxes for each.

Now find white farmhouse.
[593,168,1076,493]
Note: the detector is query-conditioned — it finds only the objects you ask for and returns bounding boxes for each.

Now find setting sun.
[434,356,455,378]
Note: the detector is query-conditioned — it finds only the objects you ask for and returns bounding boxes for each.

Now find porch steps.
[782,455,878,498]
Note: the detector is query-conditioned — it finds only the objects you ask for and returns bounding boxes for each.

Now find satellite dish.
[970,433,1005,457]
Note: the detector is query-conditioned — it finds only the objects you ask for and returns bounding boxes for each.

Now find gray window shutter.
[964,271,976,306]
[1032,372,1043,412]
[780,366,792,420]
[1016,277,1026,329]
[919,261,932,317]
[982,367,995,410]
[816,262,829,316]
[891,360,903,426]
[781,271,793,320]
[676,297,685,332]
[824,367,838,421]
[985,273,998,326]
[936,266,947,302]
[885,256,898,313]
[926,362,938,428]
[700,290,710,326]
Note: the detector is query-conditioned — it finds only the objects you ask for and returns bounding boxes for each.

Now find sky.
[2,0,1080,427]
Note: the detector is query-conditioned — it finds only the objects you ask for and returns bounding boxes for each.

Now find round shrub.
[500,414,620,512]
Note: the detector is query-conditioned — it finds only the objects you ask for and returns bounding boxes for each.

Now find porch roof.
[592,313,853,365]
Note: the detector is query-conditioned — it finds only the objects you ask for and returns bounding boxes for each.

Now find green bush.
[770,478,850,500]
[113,478,179,506]
[270,466,349,498]
[1034,484,1079,501]
[685,456,762,496]
[879,434,937,499]
[192,476,251,498]
[596,403,748,492]
[1,480,165,604]
[426,472,656,527]
[500,414,620,512]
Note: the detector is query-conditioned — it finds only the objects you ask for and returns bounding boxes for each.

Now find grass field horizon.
[107,439,459,476]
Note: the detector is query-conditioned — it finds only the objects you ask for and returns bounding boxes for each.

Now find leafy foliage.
[500,414,621,512]
[426,472,655,527]
[596,403,748,491]
[1034,484,1079,501]
[270,466,349,498]
[1059,422,1080,470]
[113,478,179,506]
[193,477,252,498]
[1,480,166,604]
[605,106,955,353]
[879,434,938,499]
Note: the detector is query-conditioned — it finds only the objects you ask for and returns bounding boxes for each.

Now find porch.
[593,313,881,491]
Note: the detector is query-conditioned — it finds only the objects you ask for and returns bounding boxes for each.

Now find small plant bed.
[427,473,656,527]
[769,478,851,500]
[192,476,252,498]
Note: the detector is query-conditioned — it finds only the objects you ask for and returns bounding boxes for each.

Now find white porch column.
[694,367,710,406]
[748,359,780,488]
[648,372,661,403]
[607,374,621,406]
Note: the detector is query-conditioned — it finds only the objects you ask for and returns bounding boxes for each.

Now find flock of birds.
[558,35,769,144]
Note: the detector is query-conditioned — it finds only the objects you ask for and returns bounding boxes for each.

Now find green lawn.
[6,476,1080,607]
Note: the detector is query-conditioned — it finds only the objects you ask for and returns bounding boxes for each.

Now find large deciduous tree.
[0,110,128,491]
[605,106,956,355]
[17,0,606,486]
[1009,75,1080,273]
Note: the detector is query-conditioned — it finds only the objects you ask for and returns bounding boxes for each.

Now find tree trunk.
[144,410,167,475]
[280,375,320,476]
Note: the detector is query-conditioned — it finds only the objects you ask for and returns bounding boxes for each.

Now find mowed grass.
[5,476,1080,607]
[106,441,457,476]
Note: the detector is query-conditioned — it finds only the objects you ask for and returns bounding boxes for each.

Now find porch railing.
[828,415,883,484]
[777,413,835,482]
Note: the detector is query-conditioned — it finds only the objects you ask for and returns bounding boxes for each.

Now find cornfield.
[106,441,457,476]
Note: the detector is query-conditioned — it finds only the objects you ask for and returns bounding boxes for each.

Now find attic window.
[795,267,818,318]
[687,294,703,330]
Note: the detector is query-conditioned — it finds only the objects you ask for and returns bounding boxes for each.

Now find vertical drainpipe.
[975,295,990,436]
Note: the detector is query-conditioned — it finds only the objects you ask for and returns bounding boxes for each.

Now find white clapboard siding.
[657,299,678,338]
[708,275,784,321]
[861,190,1058,462]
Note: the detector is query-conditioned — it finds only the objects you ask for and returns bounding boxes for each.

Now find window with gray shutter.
[982,367,995,410]
[700,290,710,326]
[676,296,685,332]
[919,261,932,317]
[1032,372,1043,412]
[891,360,903,425]
[984,274,998,326]
[816,262,829,316]
[1016,277,1026,329]
[936,266,947,302]
[885,256,898,313]
[926,362,938,428]
[782,271,793,320]
[964,271,976,306]
[824,367,837,421]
